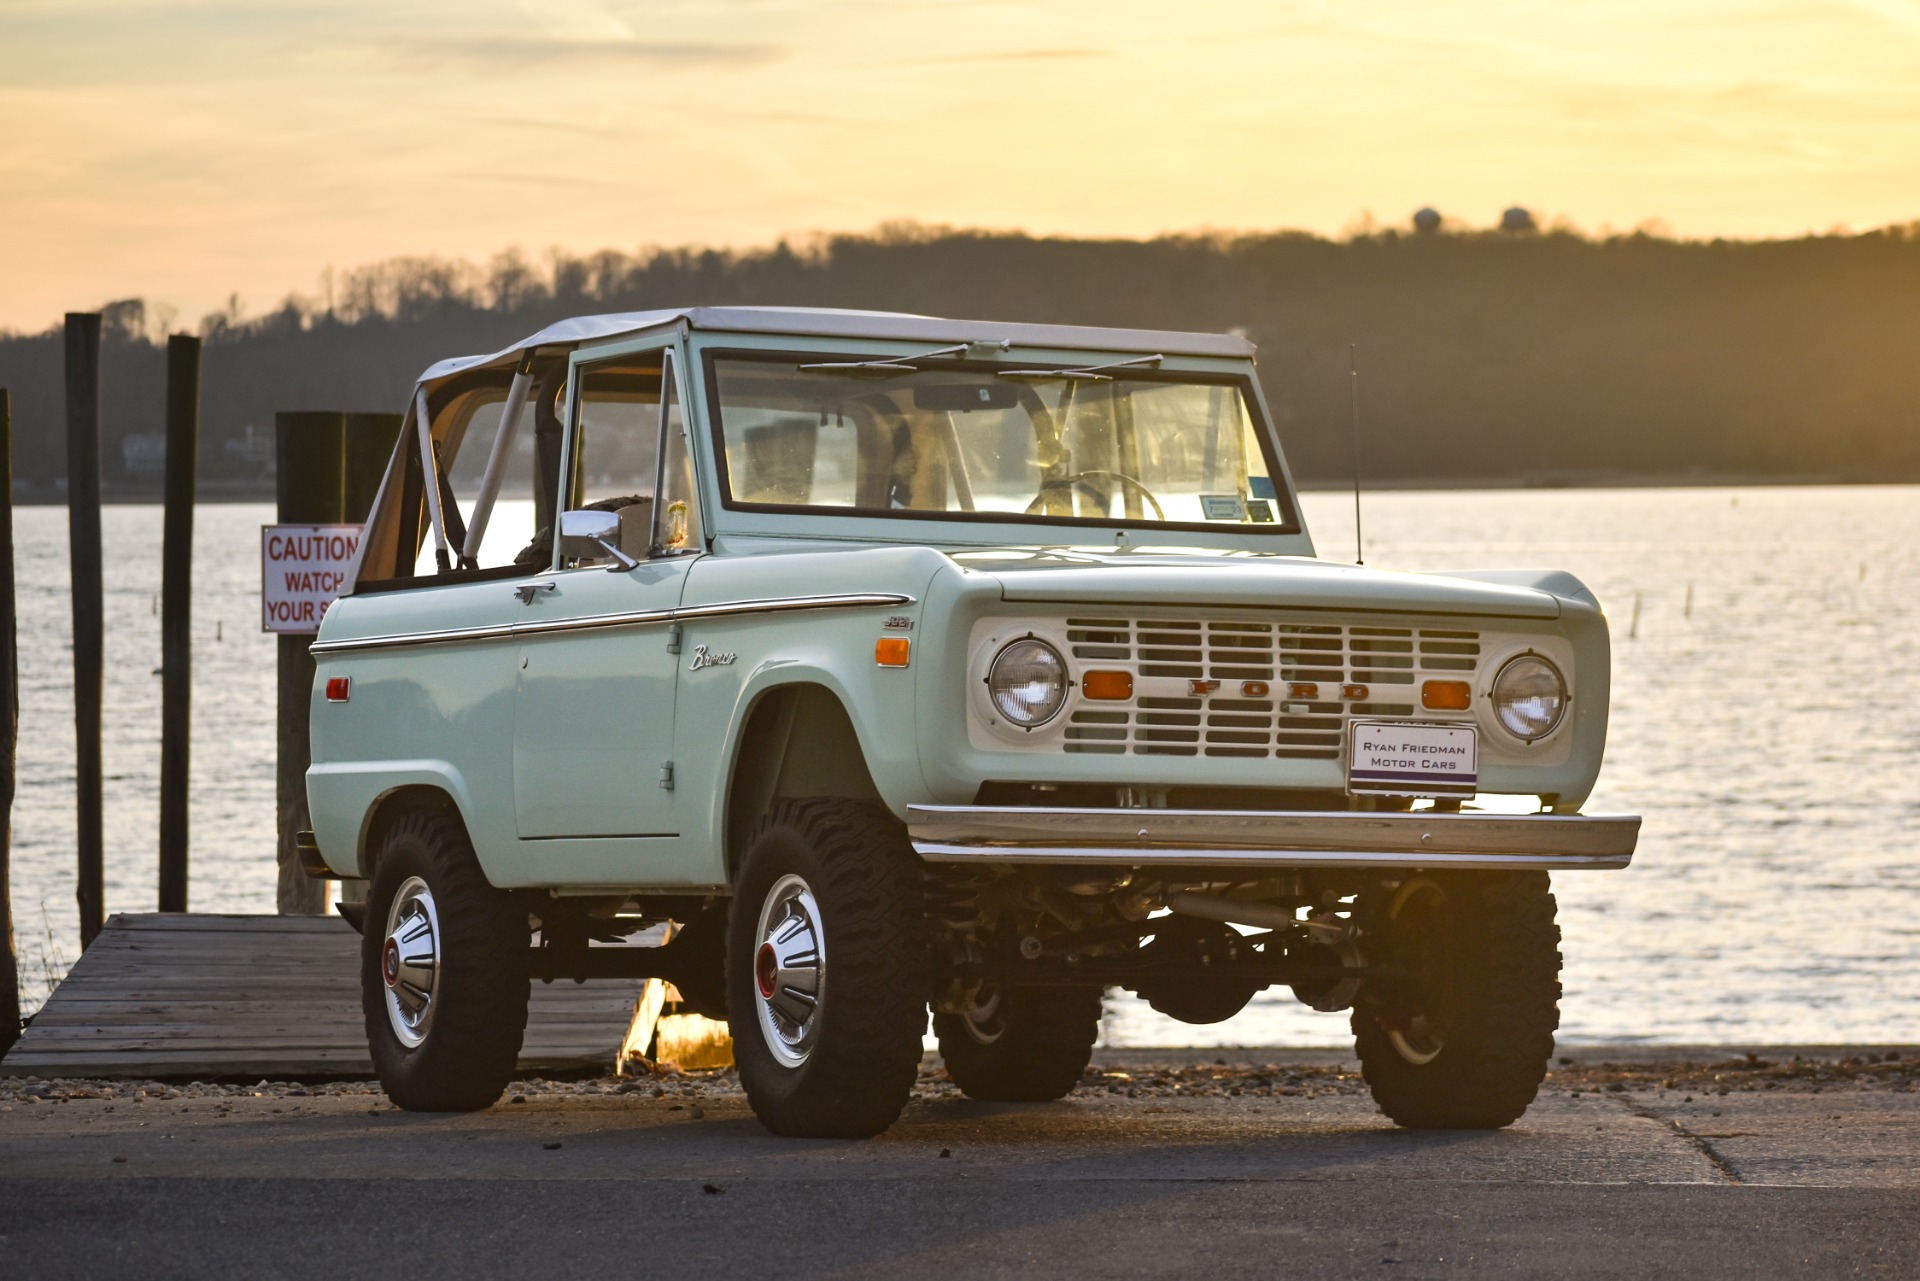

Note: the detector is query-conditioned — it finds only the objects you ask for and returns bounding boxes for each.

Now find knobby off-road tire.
[934,986,1103,1102]
[1352,870,1560,1130]
[362,807,530,1112]
[728,798,929,1138]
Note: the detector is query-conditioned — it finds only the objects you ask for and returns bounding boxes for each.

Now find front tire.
[362,807,529,1112]
[934,985,1103,1102]
[727,799,929,1138]
[1353,870,1561,1129]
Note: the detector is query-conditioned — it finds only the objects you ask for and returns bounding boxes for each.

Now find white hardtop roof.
[415,305,1256,390]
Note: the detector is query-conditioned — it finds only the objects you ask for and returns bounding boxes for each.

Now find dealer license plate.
[1347,721,1478,799]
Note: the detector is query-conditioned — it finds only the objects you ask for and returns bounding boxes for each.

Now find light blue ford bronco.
[305,307,1639,1136]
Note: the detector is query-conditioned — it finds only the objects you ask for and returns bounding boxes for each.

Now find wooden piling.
[158,336,199,913]
[64,314,105,948]
[274,412,345,915]
[1,389,21,1056]
[343,413,403,522]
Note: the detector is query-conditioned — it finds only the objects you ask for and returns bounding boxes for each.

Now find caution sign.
[262,524,362,634]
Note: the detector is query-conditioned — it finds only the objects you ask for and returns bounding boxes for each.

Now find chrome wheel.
[753,873,825,1068]
[381,876,441,1049]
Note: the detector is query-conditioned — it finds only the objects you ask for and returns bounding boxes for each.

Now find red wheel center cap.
[382,938,401,988]
[755,943,779,998]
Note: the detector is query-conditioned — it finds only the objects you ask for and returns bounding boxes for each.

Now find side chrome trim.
[310,591,916,655]
[311,620,519,653]
[907,805,1639,871]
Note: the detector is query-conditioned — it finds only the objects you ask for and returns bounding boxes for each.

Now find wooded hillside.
[2,222,1916,498]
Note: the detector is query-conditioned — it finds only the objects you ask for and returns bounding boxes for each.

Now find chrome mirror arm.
[593,537,640,571]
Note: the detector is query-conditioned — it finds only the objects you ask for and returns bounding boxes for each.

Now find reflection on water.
[9,488,1920,1046]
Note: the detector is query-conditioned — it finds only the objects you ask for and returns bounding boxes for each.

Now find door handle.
[514,581,556,604]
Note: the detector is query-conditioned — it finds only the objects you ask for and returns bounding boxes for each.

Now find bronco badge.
[688,645,738,671]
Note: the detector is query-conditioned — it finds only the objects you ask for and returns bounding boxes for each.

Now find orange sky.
[3,0,1917,333]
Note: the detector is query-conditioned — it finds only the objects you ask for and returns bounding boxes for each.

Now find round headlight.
[987,638,1068,728]
[1491,654,1567,741]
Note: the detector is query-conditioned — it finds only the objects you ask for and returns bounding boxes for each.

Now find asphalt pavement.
[3,1048,1917,1279]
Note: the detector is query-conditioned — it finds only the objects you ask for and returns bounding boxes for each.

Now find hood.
[950,549,1562,619]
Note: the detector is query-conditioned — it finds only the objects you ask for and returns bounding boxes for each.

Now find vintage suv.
[305,306,1639,1137]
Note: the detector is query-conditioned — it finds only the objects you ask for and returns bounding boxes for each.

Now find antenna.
[1348,343,1364,565]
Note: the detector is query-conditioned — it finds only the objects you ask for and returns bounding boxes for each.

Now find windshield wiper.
[996,354,1165,382]
[798,343,972,375]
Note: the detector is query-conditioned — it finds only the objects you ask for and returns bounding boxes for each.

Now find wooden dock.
[0,914,646,1080]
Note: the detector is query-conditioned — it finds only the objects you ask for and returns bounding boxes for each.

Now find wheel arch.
[721,682,883,880]
[358,784,469,882]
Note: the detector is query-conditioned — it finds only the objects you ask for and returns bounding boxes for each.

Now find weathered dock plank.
[0,914,644,1080]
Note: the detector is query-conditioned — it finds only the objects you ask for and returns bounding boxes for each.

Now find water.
[10,505,277,1008]
[8,488,1919,1047]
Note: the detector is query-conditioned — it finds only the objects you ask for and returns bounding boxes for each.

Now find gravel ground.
[5,1049,1915,1109]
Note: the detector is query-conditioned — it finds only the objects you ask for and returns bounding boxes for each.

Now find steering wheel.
[1025,470,1165,521]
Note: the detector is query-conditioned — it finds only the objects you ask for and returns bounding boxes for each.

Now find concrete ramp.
[1,914,644,1080]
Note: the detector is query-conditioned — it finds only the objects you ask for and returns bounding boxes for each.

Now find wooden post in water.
[1,390,21,1056]
[64,314,105,948]
[344,413,403,523]
[275,412,345,915]
[158,336,199,912]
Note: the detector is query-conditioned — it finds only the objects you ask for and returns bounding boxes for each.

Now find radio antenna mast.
[1348,343,1364,565]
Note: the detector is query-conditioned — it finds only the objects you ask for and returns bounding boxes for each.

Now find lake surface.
[7,486,1919,1048]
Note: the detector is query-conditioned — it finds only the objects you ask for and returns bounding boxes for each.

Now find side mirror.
[559,509,639,570]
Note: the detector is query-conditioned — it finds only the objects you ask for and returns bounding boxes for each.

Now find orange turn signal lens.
[875,637,911,668]
[1080,670,1134,700]
[1421,679,1473,711]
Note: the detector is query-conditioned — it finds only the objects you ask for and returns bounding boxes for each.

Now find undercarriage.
[927,864,1378,1025]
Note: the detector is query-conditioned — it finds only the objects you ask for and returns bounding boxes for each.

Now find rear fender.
[307,760,482,879]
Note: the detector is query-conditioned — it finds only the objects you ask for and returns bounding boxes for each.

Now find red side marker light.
[326,677,351,702]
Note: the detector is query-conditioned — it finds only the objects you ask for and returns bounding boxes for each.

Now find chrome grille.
[1061,616,1482,759]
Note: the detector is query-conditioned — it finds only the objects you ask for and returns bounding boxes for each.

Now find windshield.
[707,353,1294,532]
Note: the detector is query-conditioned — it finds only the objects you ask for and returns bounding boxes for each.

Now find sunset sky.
[2,0,1917,333]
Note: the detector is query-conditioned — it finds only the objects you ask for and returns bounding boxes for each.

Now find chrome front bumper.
[907,805,1640,871]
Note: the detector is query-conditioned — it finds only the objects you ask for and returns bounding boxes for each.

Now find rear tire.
[935,986,1103,1102]
[362,807,529,1112]
[1352,870,1560,1129]
[728,799,929,1138]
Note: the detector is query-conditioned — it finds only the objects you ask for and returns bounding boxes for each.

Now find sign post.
[272,412,345,915]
